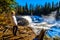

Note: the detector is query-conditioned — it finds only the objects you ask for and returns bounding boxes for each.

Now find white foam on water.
[16,11,60,36]
[21,16,32,23]
[28,11,60,35]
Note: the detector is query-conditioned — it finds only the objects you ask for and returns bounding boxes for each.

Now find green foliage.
[0,0,16,13]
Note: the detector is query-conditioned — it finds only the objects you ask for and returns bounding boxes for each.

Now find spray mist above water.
[42,11,60,26]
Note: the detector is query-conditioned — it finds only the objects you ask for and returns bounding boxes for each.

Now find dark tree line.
[15,1,60,16]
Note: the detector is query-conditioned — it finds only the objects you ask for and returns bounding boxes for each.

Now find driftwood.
[35,29,46,40]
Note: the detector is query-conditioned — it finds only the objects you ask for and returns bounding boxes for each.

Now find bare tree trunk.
[36,29,46,40]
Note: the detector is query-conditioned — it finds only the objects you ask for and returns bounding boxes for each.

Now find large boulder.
[17,18,29,26]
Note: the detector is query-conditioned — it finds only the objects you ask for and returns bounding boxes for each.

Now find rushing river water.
[16,15,60,38]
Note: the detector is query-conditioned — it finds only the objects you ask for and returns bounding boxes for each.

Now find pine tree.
[24,3,28,15]
[29,4,34,16]
[52,2,55,11]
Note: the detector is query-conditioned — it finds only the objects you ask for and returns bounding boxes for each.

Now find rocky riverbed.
[0,26,36,40]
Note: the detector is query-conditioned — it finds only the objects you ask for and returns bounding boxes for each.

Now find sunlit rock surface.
[0,26,36,40]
